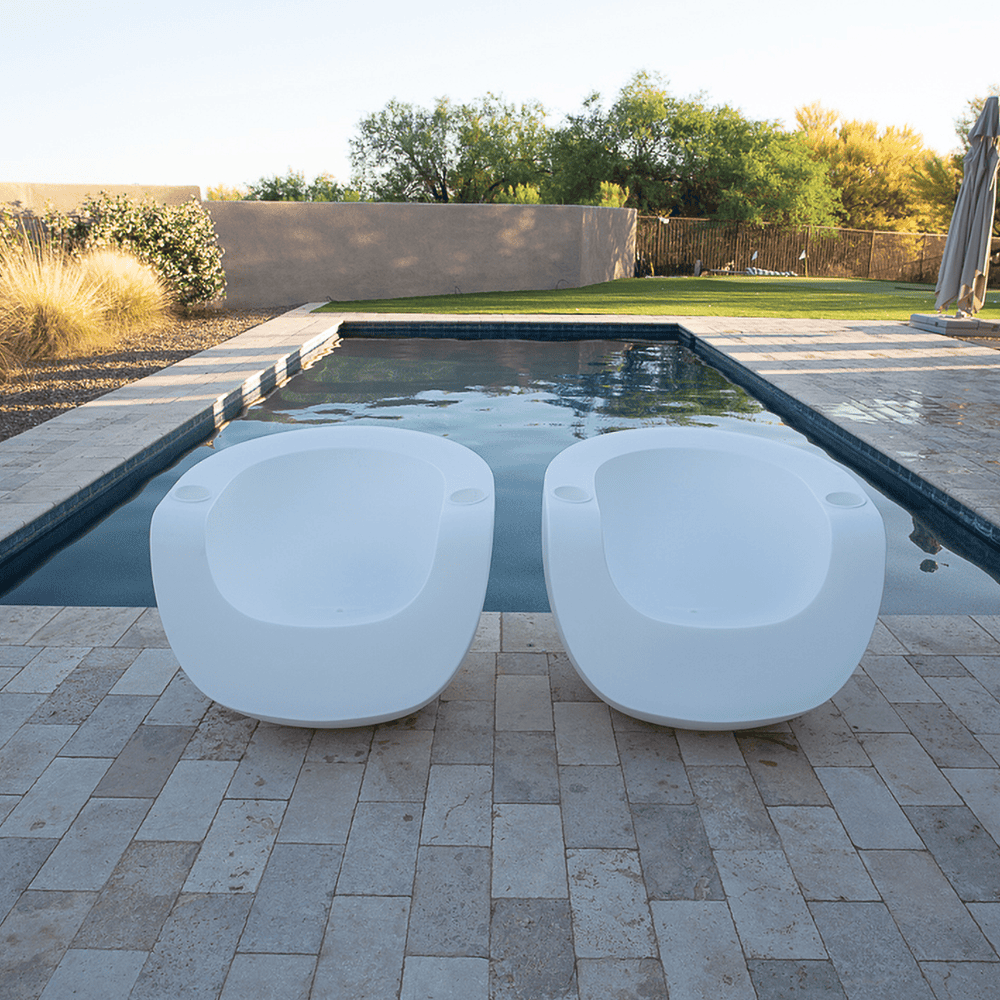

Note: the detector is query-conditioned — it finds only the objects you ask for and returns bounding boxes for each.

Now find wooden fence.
[636,217,956,284]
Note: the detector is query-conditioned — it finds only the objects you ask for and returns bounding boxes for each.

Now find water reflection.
[250,339,765,433]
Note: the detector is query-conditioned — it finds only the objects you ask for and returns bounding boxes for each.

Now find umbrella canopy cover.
[935,95,1000,314]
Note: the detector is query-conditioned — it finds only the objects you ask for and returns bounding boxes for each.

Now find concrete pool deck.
[1,309,1000,998]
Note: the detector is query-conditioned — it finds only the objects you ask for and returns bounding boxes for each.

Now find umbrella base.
[910,313,1000,335]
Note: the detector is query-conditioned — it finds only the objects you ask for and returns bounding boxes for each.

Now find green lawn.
[315,276,999,322]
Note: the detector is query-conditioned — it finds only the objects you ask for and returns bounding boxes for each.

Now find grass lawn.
[316,276,1000,322]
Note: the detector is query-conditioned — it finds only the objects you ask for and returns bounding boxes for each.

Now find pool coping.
[2,308,1000,586]
[0,305,343,580]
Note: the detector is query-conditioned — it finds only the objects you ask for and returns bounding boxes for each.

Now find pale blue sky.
[10,0,998,196]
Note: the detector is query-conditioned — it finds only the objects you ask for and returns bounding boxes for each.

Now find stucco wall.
[0,183,201,212]
[205,202,636,307]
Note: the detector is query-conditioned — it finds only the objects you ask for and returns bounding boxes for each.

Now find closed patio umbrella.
[935,95,1000,315]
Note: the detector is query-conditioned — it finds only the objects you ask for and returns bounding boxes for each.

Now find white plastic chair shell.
[151,426,494,727]
[542,427,885,730]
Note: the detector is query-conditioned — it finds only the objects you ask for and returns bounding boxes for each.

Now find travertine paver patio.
[1,606,999,999]
[2,310,1000,998]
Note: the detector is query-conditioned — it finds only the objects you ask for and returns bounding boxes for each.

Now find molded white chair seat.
[542,427,885,730]
[151,426,494,726]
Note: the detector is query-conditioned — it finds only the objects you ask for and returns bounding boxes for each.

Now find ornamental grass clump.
[0,238,111,376]
[78,247,173,333]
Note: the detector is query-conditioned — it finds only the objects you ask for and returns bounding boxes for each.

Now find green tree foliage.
[796,102,940,230]
[245,169,354,202]
[695,115,841,225]
[206,171,360,203]
[544,73,838,224]
[351,98,458,202]
[911,153,961,233]
[453,95,551,202]
[350,95,550,203]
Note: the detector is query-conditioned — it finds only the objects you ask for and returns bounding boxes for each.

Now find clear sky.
[10,0,998,197]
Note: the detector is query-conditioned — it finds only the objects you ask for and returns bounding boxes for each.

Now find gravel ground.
[0,307,287,443]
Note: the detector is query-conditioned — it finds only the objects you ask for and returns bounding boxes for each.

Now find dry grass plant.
[0,240,174,380]
[0,238,110,378]
[78,248,173,334]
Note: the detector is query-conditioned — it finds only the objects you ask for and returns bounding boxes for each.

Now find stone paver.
[1,316,1000,997]
[0,607,999,999]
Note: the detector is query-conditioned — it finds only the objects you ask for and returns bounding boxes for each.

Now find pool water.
[3,338,999,614]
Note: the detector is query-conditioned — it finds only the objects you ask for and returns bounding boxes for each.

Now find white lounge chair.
[151,426,494,726]
[542,427,885,729]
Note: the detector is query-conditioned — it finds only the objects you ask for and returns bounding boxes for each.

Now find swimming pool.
[3,337,999,614]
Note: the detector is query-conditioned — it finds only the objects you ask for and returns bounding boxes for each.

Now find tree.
[910,153,961,233]
[351,99,456,202]
[690,112,840,225]
[350,95,550,203]
[795,102,936,230]
[453,94,551,202]
[244,169,353,202]
[543,93,621,206]
[547,72,838,224]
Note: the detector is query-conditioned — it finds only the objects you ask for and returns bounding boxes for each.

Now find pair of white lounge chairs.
[150,425,885,731]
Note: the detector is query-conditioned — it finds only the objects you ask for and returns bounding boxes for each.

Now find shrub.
[494,184,542,204]
[205,183,248,201]
[0,238,111,372]
[78,247,173,333]
[41,193,226,309]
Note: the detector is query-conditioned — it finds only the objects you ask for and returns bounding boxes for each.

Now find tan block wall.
[204,202,636,307]
[0,183,201,212]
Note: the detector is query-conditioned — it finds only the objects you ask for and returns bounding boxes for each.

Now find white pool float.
[150,426,494,727]
[542,427,885,730]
